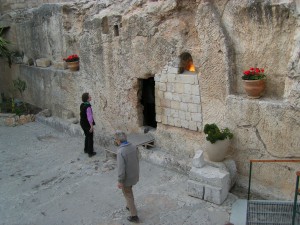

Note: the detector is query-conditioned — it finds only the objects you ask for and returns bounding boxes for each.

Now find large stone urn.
[243,79,266,99]
[206,138,230,162]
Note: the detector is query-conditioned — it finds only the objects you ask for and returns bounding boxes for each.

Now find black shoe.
[88,152,96,157]
[127,216,139,223]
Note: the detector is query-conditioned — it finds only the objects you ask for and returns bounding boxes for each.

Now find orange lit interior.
[185,62,195,72]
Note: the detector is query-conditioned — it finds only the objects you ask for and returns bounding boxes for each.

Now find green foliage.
[13,78,27,97]
[204,123,233,144]
[0,28,12,67]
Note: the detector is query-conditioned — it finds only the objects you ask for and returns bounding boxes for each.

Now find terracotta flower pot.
[243,79,266,99]
[206,138,230,162]
[67,61,79,71]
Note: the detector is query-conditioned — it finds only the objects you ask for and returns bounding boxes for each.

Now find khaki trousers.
[122,186,137,216]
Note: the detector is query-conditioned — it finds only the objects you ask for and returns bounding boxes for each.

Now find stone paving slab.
[0,121,238,225]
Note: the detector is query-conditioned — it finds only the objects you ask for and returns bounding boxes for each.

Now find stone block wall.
[155,63,202,131]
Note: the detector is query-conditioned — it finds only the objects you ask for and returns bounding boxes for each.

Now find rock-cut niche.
[178,52,196,74]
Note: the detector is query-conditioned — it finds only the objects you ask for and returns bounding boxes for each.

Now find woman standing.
[80,93,96,157]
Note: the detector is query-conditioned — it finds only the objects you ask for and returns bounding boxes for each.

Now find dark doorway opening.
[141,77,157,128]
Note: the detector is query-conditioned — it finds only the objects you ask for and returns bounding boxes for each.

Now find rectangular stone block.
[179,110,186,120]
[182,94,192,103]
[167,74,176,82]
[185,112,191,120]
[192,96,201,104]
[189,121,197,131]
[181,120,189,129]
[156,115,162,122]
[204,184,228,205]
[175,83,184,94]
[172,93,181,101]
[180,74,195,84]
[36,58,51,67]
[174,117,181,127]
[160,74,168,82]
[191,112,202,122]
[162,115,167,124]
[167,116,175,126]
[184,84,192,94]
[171,101,180,110]
[167,83,175,92]
[158,82,167,91]
[189,166,230,189]
[180,102,188,111]
[170,109,179,118]
[161,99,171,107]
[188,103,198,113]
[187,180,204,199]
[164,92,172,100]
[192,85,200,96]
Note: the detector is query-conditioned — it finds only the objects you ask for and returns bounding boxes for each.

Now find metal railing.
[247,159,300,225]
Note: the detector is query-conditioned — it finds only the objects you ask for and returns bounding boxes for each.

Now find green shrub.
[204,123,233,144]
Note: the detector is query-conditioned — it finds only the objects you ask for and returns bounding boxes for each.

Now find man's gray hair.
[114,130,127,142]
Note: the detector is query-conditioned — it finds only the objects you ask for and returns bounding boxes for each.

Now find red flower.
[63,54,79,62]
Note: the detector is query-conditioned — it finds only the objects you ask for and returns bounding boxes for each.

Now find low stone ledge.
[36,115,83,137]
[0,113,35,126]
[138,146,192,174]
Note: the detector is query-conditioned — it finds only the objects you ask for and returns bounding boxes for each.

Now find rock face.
[0,0,299,199]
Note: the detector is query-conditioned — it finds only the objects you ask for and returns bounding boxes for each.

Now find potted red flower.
[63,54,79,71]
[242,67,266,98]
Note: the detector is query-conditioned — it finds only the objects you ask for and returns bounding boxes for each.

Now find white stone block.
[156,114,162,122]
[167,74,176,82]
[179,110,186,120]
[164,92,172,100]
[157,90,164,99]
[187,180,204,199]
[170,109,179,118]
[160,75,168,82]
[184,84,192,94]
[188,103,198,113]
[185,112,191,120]
[192,85,200,96]
[204,184,228,205]
[180,102,188,111]
[162,115,167,124]
[181,120,189,129]
[175,83,184,94]
[161,99,171,107]
[182,94,192,103]
[164,108,171,117]
[36,58,51,67]
[167,83,175,92]
[192,96,201,104]
[189,121,197,131]
[172,93,181,101]
[155,106,162,114]
[171,101,180,110]
[154,74,161,82]
[189,166,230,189]
[174,117,181,127]
[181,74,195,84]
[167,116,175,126]
[191,112,202,122]
[192,150,206,168]
[158,83,167,91]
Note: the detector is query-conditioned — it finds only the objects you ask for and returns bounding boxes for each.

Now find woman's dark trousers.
[82,127,94,155]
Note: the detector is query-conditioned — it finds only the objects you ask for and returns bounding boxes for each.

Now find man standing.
[80,92,96,157]
[115,130,139,223]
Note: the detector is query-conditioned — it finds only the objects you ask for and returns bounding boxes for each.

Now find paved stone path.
[0,122,238,225]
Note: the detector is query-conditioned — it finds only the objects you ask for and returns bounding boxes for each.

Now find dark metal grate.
[247,200,300,225]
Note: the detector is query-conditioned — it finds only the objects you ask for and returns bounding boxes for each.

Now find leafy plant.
[0,28,13,67]
[13,78,27,97]
[204,123,233,144]
[242,67,266,80]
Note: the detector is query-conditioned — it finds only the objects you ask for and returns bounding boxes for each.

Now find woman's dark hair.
[82,92,89,102]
